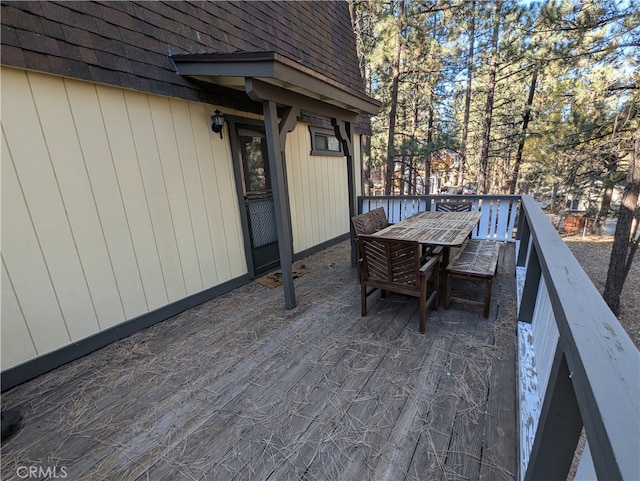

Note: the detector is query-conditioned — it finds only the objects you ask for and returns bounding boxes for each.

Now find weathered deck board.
[371,331,457,481]
[480,242,519,481]
[200,305,414,480]
[409,321,478,480]
[303,308,435,480]
[1,241,517,481]
[442,319,494,481]
[249,303,418,481]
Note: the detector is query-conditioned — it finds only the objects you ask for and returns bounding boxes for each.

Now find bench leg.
[483,278,492,318]
[419,277,427,333]
[445,271,452,309]
[433,256,440,310]
[361,283,367,317]
[441,247,451,304]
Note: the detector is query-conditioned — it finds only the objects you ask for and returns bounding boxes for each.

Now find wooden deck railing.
[516,195,639,481]
[358,194,640,480]
[358,194,520,241]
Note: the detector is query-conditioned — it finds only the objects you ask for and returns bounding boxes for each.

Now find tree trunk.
[594,155,620,233]
[509,69,538,194]
[459,0,476,192]
[385,0,405,195]
[597,180,614,234]
[478,0,502,194]
[603,126,640,315]
[425,92,435,195]
[362,134,371,195]
[411,88,419,194]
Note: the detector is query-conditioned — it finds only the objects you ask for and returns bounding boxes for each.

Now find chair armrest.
[419,255,440,275]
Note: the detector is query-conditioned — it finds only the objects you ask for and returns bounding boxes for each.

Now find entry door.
[237,127,280,276]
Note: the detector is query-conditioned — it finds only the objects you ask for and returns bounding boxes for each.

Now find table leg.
[441,246,450,305]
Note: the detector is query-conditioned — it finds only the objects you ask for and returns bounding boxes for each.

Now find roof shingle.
[1,0,370,127]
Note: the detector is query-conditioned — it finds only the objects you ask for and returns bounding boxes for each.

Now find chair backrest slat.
[351,213,377,237]
[352,207,390,239]
[359,236,420,289]
[369,207,389,230]
[435,201,472,212]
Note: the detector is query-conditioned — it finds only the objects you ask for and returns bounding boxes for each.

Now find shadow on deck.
[1,240,518,481]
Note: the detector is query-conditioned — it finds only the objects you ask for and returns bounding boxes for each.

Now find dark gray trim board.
[293,233,350,262]
[1,274,251,392]
[2,234,350,392]
[173,51,380,116]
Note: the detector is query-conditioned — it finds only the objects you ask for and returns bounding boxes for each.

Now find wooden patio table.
[371,210,483,299]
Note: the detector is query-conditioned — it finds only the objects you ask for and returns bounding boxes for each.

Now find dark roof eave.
[172,51,380,117]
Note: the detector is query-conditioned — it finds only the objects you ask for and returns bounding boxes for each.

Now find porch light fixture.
[211,109,225,138]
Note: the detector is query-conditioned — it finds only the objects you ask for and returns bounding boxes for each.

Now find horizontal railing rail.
[358,194,520,242]
[516,195,639,481]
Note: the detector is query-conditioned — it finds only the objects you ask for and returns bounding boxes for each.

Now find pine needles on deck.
[1,241,517,481]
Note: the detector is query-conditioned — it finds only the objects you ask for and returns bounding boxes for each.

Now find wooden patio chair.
[432,201,474,258]
[434,201,473,212]
[351,208,390,281]
[351,207,389,238]
[351,212,377,239]
[369,207,389,230]
[358,235,440,333]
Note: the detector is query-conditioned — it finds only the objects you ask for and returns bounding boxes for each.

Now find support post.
[518,244,541,323]
[263,100,296,309]
[517,212,531,267]
[524,346,583,481]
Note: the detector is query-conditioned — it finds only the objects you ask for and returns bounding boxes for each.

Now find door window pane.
[241,135,270,193]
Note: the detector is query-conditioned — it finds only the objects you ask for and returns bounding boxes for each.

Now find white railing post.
[518,244,541,324]
[357,195,520,241]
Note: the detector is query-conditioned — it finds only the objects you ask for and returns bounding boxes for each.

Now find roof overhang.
[172,51,380,121]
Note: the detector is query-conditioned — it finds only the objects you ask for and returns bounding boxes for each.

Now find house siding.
[1,66,360,372]
[1,1,374,382]
[1,67,248,369]
[286,125,353,253]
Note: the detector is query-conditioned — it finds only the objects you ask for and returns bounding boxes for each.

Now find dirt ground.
[563,234,640,349]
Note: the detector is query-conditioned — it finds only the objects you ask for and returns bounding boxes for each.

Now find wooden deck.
[1,240,518,481]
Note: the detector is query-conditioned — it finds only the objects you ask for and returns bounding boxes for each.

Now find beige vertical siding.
[1,67,247,369]
[286,124,352,254]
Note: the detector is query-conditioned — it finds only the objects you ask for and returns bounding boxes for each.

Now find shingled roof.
[1,0,370,117]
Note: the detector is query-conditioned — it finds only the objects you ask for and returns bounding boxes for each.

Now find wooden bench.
[445,239,500,318]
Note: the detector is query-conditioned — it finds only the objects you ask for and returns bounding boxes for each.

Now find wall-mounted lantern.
[211,109,225,139]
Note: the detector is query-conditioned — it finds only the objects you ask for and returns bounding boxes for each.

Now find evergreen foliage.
[350,0,639,313]
[351,0,638,197]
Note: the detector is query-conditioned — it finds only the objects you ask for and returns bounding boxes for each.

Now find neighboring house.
[430,150,463,194]
[368,149,464,195]
[0,1,380,389]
